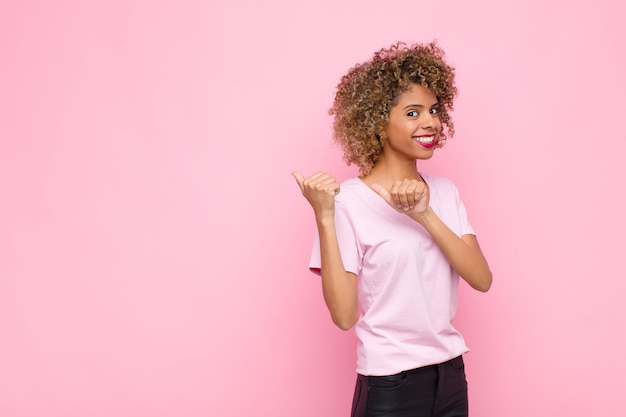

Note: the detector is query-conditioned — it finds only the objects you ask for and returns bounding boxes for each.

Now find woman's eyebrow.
[402,103,439,109]
[402,104,425,109]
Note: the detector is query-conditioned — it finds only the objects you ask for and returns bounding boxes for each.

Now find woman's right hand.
[292,171,340,219]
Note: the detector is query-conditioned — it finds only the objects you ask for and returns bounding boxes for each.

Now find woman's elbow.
[474,271,493,293]
[332,314,358,331]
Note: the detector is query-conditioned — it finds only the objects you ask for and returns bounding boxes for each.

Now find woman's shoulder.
[422,173,457,189]
[335,177,379,207]
[422,174,462,201]
[339,177,363,188]
[336,177,368,200]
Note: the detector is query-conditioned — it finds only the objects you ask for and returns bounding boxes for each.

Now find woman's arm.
[372,179,492,292]
[316,215,359,329]
[411,208,492,292]
[293,172,359,330]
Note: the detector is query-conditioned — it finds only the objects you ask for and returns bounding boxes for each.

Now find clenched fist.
[292,171,340,219]
[371,179,430,217]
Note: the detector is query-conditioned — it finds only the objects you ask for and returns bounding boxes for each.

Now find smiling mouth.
[414,135,436,147]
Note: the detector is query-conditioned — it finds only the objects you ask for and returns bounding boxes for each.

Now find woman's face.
[383,84,442,162]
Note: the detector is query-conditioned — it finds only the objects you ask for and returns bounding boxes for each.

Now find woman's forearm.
[411,208,493,292]
[317,215,359,330]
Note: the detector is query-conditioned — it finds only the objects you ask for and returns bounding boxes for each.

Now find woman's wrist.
[409,206,435,226]
[316,212,336,228]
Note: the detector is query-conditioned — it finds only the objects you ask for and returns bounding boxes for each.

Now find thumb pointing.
[292,171,305,191]
[370,183,391,204]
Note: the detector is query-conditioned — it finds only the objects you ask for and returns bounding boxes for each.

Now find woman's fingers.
[292,171,306,192]
[293,172,340,216]
[405,181,419,208]
[389,180,427,211]
[304,173,338,195]
[389,182,403,209]
[315,175,340,196]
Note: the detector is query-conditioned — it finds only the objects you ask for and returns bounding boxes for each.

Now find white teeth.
[414,136,434,144]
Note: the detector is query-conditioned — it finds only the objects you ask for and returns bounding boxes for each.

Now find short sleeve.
[452,182,475,237]
[308,201,361,276]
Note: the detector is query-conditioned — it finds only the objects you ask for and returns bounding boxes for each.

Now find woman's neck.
[361,156,422,187]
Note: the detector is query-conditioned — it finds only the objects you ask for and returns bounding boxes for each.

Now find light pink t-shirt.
[309,174,475,376]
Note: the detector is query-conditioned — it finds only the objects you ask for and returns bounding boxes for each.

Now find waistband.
[359,355,464,378]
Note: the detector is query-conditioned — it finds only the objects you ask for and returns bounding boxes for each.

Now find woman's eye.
[407,111,418,117]
[429,108,439,116]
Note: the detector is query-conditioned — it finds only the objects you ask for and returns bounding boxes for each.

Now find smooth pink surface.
[1,1,625,416]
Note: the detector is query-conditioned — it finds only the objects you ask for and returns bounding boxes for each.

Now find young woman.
[293,42,492,417]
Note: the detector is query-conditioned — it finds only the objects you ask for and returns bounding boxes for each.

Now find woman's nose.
[421,113,434,128]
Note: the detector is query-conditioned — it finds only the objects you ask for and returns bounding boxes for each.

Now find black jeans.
[351,356,468,417]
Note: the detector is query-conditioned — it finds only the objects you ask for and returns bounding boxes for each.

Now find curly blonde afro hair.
[329,41,457,175]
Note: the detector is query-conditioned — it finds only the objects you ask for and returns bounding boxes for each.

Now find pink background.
[2,1,625,416]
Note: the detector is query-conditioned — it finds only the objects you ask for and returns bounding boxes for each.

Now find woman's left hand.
[371,179,430,216]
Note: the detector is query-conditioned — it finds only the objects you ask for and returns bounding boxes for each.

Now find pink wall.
[2,1,625,416]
